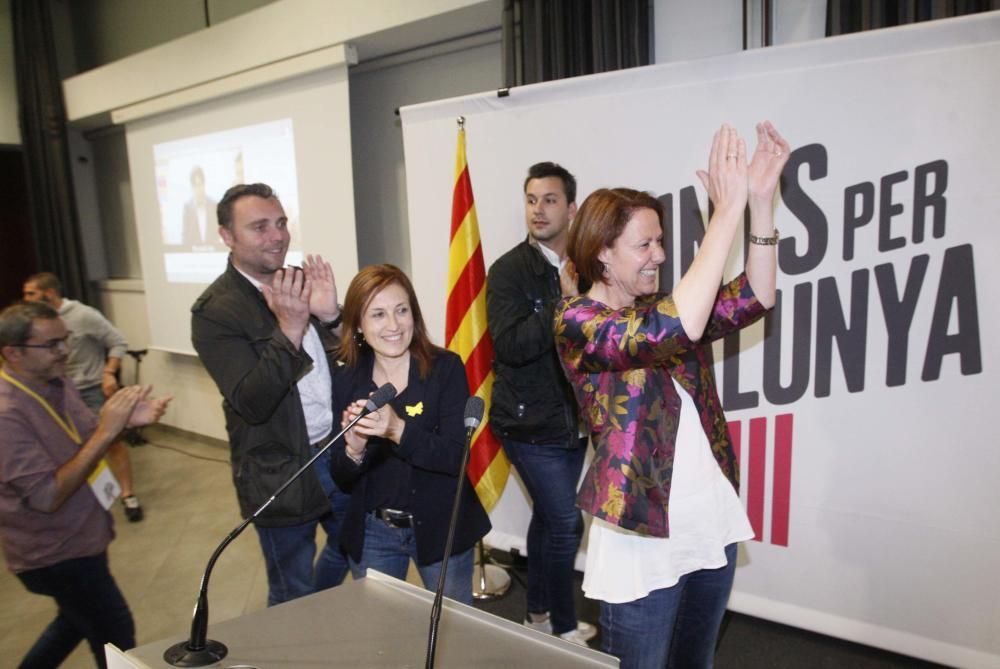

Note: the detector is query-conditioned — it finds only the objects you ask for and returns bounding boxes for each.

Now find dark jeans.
[16,552,135,669]
[348,512,475,605]
[254,449,350,606]
[502,437,587,635]
[600,543,739,669]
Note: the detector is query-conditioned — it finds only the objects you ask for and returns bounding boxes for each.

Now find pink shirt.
[0,371,113,572]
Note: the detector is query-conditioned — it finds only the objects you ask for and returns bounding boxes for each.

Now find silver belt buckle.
[378,508,409,527]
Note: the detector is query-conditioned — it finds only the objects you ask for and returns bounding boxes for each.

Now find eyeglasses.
[12,335,71,352]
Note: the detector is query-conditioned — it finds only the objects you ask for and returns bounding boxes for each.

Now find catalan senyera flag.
[445,121,509,512]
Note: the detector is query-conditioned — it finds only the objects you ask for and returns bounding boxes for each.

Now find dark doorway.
[0,146,37,307]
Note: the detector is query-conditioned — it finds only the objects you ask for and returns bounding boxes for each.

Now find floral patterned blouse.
[554,272,768,538]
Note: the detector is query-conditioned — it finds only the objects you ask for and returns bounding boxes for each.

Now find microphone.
[425,395,484,669]
[164,383,397,667]
[365,381,398,415]
[464,396,485,431]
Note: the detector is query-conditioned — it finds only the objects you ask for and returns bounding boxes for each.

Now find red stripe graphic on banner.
[747,417,767,542]
[771,413,794,547]
[729,420,742,465]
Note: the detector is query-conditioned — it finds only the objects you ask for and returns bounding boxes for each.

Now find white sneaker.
[523,616,553,634]
[558,622,597,646]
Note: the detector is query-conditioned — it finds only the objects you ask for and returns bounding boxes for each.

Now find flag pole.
[447,114,511,599]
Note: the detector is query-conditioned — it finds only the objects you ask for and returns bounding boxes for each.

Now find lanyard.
[0,369,82,444]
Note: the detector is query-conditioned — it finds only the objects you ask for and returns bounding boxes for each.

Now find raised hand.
[100,371,120,399]
[341,401,369,457]
[351,402,405,445]
[97,385,148,439]
[302,254,340,323]
[261,267,311,347]
[747,121,791,203]
[560,260,580,298]
[695,124,748,219]
[127,386,172,428]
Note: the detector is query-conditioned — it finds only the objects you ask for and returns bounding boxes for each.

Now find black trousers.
[16,552,135,669]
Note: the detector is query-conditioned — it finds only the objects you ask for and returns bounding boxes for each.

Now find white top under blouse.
[582,376,753,604]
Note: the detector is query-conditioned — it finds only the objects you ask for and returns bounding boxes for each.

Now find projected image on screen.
[153,119,302,283]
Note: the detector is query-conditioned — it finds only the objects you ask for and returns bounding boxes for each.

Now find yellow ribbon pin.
[405,402,424,417]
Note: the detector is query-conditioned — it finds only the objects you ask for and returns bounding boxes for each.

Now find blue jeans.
[16,552,134,669]
[600,543,738,669]
[502,437,586,635]
[349,512,475,605]
[255,450,350,605]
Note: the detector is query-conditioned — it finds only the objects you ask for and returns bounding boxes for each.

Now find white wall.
[98,281,228,439]
[653,0,825,64]
[349,33,503,273]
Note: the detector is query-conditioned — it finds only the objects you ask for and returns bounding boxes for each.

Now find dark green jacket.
[191,261,337,527]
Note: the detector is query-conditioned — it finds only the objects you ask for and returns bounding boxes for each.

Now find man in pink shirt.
[0,301,169,669]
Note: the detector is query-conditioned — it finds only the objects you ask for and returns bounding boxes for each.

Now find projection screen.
[123,59,358,355]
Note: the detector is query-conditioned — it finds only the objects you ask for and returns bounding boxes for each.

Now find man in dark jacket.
[191,183,349,606]
[486,162,595,645]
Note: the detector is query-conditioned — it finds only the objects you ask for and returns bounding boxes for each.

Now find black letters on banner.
[655,151,978,405]
[875,254,929,387]
[815,270,869,397]
[922,244,982,380]
[780,143,828,275]
[913,160,948,243]
[843,181,875,261]
[658,192,675,293]
[763,285,813,405]
[722,330,758,411]
[679,185,705,278]
[878,170,908,253]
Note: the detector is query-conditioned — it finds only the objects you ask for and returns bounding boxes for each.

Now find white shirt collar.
[532,239,565,271]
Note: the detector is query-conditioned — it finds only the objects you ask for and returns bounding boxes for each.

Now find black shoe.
[122,495,144,522]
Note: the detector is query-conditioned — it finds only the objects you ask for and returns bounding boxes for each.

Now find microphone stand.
[163,384,396,667]
[425,397,483,669]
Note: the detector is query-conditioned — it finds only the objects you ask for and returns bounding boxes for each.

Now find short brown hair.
[217,183,278,230]
[567,188,664,287]
[524,162,577,204]
[337,264,439,379]
[0,301,60,352]
[25,272,62,296]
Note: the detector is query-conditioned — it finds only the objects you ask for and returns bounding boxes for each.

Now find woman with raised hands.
[554,122,790,668]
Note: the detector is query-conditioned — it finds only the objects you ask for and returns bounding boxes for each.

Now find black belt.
[374,508,413,529]
[312,431,335,450]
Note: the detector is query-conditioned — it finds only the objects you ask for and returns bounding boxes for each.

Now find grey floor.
[0,426,270,668]
[1,426,947,668]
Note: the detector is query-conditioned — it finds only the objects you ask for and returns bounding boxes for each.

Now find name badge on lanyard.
[86,459,122,510]
[1,370,121,509]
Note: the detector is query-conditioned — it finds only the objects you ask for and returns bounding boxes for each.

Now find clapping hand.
[98,385,171,436]
[695,124,748,219]
[345,398,405,445]
[302,254,340,323]
[127,387,172,428]
[261,267,311,346]
[747,121,791,204]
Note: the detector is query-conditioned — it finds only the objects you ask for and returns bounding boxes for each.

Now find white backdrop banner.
[401,13,999,668]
